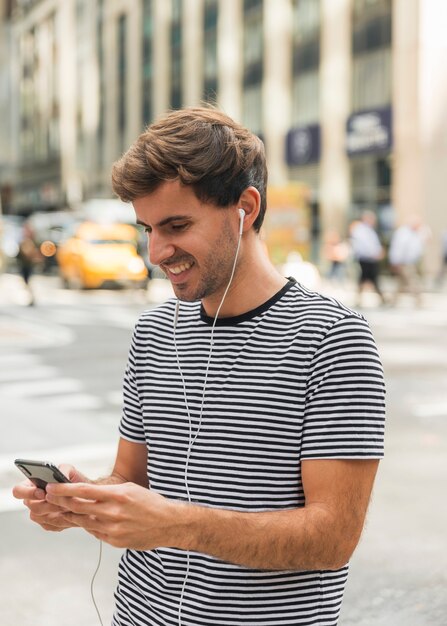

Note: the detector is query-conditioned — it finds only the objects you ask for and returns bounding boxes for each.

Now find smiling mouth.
[163,260,194,276]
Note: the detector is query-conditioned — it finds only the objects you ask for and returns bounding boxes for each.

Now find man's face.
[133,180,240,304]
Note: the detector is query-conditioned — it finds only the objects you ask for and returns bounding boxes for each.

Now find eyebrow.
[136,215,191,229]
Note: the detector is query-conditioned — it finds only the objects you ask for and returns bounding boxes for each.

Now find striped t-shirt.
[114,279,385,626]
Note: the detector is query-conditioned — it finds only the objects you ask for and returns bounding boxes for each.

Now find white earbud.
[238,208,245,235]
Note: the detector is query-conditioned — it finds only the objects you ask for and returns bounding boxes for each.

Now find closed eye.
[170,222,189,232]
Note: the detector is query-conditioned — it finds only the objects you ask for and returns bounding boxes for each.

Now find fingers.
[62,511,102,532]
[24,498,66,515]
[45,493,99,516]
[30,510,73,531]
[46,482,108,500]
[59,464,90,484]
[12,475,98,535]
[12,481,46,501]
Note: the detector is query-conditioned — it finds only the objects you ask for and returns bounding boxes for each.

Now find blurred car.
[56,221,148,289]
[27,210,78,273]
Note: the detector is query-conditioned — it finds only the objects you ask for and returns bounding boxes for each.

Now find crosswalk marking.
[2,377,83,397]
[0,441,118,473]
[0,365,58,383]
[106,390,123,406]
[0,489,22,513]
[42,393,104,410]
[40,309,100,325]
[0,353,41,366]
[413,401,447,419]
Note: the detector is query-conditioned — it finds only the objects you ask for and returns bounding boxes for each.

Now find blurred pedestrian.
[323,230,350,283]
[350,211,386,306]
[282,250,321,290]
[389,216,430,306]
[435,229,447,289]
[16,223,42,305]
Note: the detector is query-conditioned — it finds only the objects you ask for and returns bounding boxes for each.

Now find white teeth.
[169,262,192,275]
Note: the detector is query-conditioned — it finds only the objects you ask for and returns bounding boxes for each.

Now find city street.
[1,272,446,626]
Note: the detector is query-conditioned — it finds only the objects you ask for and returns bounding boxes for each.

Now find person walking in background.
[16,222,42,306]
[350,210,386,307]
[323,229,350,283]
[389,215,430,306]
[435,229,447,289]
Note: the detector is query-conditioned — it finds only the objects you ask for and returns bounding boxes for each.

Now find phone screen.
[15,459,71,491]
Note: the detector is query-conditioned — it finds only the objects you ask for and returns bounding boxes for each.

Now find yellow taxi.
[57,221,148,289]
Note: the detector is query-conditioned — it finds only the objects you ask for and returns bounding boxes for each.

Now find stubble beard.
[175,219,238,304]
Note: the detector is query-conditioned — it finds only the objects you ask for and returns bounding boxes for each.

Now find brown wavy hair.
[111,106,268,232]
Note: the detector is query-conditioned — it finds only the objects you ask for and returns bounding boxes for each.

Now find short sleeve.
[302,314,385,459]
[119,325,146,443]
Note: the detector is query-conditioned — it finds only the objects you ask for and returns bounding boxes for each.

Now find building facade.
[1,0,447,271]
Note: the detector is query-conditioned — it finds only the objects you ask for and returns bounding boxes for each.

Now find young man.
[14,107,385,626]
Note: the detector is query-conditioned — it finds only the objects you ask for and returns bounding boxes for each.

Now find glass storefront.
[203,0,218,103]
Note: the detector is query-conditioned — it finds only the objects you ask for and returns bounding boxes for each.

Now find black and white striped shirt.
[114,279,385,626]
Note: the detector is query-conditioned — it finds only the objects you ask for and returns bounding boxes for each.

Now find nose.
[147,231,176,267]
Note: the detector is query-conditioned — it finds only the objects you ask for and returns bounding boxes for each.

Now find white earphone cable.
[90,539,104,626]
[175,217,243,626]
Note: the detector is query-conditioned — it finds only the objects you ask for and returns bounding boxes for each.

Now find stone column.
[153,0,171,118]
[393,0,447,275]
[182,0,204,107]
[57,0,79,204]
[217,0,242,121]
[392,0,422,224]
[263,0,292,185]
[319,0,351,235]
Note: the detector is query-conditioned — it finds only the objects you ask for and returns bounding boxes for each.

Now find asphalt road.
[1,273,446,625]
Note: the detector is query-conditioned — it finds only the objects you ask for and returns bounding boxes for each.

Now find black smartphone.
[15,459,71,490]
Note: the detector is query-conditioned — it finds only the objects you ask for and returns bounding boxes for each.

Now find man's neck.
[201,238,287,319]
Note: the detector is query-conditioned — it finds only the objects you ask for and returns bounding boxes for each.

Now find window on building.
[353,0,391,20]
[242,84,263,135]
[352,48,391,110]
[292,71,319,125]
[203,0,218,103]
[242,0,263,135]
[292,0,320,46]
[352,0,392,111]
[19,29,35,161]
[291,0,320,125]
[75,0,91,168]
[350,153,391,210]
[142,0,154,125]
[170,0,182,110]
[48,12,59,156]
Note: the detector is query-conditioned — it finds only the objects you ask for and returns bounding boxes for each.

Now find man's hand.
[43,459,379,571]
[44,482,180,550]
[12,464,90,532]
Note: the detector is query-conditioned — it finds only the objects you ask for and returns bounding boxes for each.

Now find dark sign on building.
[286,124,321,166]
[346,106,392,156]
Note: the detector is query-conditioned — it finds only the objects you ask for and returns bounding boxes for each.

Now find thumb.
[59,464,91,484]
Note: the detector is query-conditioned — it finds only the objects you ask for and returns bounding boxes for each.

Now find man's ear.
[238,187,261,231]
